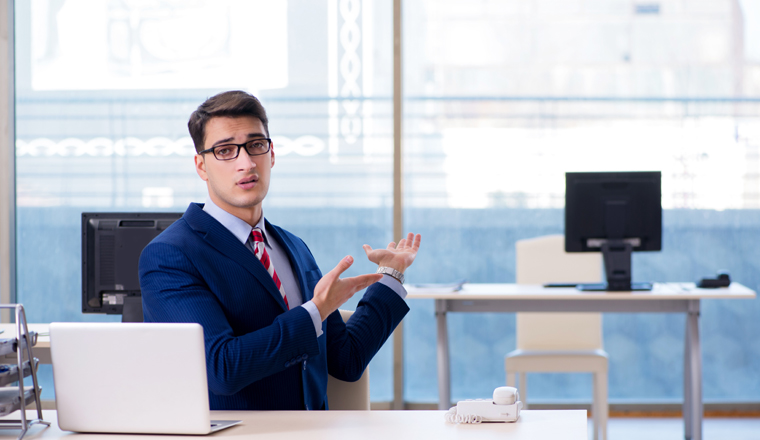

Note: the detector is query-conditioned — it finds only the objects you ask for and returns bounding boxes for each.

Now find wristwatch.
[377,266,405,284]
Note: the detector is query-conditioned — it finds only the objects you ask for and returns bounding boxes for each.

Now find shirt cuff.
[301,301,324,338]
[378,274,407,299]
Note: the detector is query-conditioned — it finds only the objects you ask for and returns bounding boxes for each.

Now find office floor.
[600,417,760,440]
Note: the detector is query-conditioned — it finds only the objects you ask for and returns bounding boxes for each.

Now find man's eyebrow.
[211,133,267,147]
[212,137,234,147]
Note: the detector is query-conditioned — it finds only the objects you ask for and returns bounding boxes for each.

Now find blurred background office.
[3,0,760,411]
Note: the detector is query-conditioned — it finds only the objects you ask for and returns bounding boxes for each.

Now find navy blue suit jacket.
[138,203,409,410]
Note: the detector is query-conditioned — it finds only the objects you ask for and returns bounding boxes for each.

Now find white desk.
[407,282,756,440]
[0,409,587,440]
[0,324,50,364]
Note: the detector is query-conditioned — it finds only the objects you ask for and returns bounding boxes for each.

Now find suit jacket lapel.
[183,203,289,311]
[265,220,312,302]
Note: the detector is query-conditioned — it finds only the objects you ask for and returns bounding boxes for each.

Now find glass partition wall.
[11,0,760,405]
[14,0,395,401]
[402,0,760,404]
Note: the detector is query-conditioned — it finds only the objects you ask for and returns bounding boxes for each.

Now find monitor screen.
[564,171,662,291]
[81,212,182,318]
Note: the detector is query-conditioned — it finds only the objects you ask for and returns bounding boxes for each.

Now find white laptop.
[49,322,241,435]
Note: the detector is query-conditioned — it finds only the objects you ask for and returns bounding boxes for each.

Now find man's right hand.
[311,255,383,321]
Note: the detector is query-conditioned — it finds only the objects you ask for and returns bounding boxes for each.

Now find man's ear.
[270,142,275,168]
[194,154,209,181]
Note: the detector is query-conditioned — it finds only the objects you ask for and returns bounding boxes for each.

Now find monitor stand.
[121,296,144,322]
[577,282,653,292]
[577,240,653,292]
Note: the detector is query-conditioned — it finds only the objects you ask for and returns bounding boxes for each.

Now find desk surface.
[0,283,754,359]
[0,324,50,349]
[0,283,754,346]
[0,410,587,440]
[407,282,756,300]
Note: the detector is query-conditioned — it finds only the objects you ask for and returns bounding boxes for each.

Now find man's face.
[194,116,274,223]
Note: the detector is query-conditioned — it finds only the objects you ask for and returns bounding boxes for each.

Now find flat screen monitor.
[564,171,662,291]
[82,212,182,321]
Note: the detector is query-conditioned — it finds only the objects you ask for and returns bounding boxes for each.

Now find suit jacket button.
[284,361,291,368]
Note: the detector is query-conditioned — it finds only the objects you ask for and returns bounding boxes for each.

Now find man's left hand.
[362,232,422,274]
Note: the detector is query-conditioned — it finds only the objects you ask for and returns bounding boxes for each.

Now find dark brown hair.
[188,90,269,152]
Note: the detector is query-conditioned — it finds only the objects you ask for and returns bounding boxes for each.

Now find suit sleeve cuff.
[301,301,324,337]
[378,274,407,299]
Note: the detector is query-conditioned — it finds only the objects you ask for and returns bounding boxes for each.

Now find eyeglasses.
[198,138,272,161]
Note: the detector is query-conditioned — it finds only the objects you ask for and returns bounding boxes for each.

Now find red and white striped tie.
[251,228,289,310]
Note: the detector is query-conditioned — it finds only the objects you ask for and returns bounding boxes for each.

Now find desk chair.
[326,310,370,410]
[506,235,608,440]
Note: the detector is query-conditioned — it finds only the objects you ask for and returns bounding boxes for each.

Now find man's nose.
[235,148,256,169]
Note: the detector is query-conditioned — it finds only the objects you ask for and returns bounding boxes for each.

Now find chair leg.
[519,373,528,409]
[507,372,516,387]
[594,370,608,440]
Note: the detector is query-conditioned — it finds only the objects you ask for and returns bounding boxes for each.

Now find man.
[138,90,420,411]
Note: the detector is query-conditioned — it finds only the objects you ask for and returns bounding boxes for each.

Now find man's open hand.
[362,232,422,274]
[311,256,383,321]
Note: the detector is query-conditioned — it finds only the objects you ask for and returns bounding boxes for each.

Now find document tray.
[0,361,37,388]
[0,332,38,357]
[0,387,38,417]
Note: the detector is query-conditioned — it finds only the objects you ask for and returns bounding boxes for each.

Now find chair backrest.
[515,235,604,350]
[325,309,370,410]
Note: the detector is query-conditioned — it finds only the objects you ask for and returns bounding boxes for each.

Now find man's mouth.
[237,175,258,189]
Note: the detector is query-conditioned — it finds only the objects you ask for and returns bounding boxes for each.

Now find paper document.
[409,279,467,292]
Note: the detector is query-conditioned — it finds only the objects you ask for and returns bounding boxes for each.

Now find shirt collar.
[202,197,270,247]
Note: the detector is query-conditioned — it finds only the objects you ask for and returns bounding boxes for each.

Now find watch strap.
[376,266,405,284]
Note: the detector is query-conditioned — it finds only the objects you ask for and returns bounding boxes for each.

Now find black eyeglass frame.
[198,138,272,161]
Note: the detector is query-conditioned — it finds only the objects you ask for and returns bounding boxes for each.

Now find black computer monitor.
[564,171,662,291]
[81,212,182,321]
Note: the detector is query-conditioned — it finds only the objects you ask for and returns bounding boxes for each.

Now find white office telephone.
[444,386,523,424]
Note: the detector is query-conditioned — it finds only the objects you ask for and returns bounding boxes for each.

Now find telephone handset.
[444,386,523,424]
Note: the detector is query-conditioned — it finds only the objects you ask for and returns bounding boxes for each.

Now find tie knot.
[251,228,264,243]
